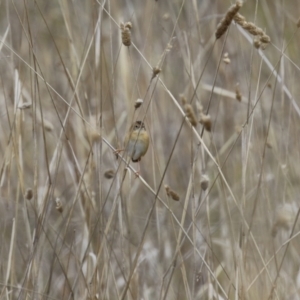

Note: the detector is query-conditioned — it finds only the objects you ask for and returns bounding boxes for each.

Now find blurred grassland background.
[0,0,300,299]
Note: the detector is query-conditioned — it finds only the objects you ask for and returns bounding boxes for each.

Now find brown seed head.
[223,52,231,64]
[196,102,203,115]
[104,169,115,179]
[180,94,187,105]
[25,188,33,200]
[87,127,101,144]
[134,98,143,109]
[125,22,132,30]
[55,198,63,213]
[243,22,264,36]
[18,102,32,109]
[184,104,197,127]
[215,1,242,39]
[152,66,161,79]
[200,174,209,191]
[260,34,271,44]
[120,22,132,46]
[199,113,212,132]
[253,37,261,49]
[165,185,180,201]
[43,119,54,132]
[235,83,242,102]
[233,13,245,25]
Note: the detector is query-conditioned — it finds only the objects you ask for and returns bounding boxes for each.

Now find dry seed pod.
[184,104,197,127]
[233,13,245,25]
[233,13,271,48]
[104,169,115,179]
[235,83,242,102]
[125,22,132,30]
[243,22,264,36]
[200,174,209,191]
[223,52,231,64]
[162,13,170,21]
[199,113,212,132]
[87,127,101,144]
[165,185,180,201]
[55,198,63,213]
[120,22,132,46]
[25,188,33,200]
[180,94,187,105]
[260,34,271,44]
[18,102,31,109]
[196,102,203,115]
[43,119,54,132]
[134,98,143,109]
[260,43,268,50]
[253,37,261,49]
[152,66,161,79]
[215,1,242,39]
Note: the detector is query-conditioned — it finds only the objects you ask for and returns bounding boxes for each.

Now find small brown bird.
[115,120,149,175]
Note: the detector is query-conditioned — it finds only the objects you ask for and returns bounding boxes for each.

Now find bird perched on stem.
[115,120,149,176]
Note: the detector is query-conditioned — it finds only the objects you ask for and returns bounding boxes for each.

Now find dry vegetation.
[1,0,300,299]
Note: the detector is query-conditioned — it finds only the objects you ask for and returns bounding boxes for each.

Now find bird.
[115,120,149,175]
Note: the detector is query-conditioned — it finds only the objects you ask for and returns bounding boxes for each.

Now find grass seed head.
[104,169,115,179]
[253,37,262,49]
[165,185,180,201]
[235,83,242,102]
[215,1,242,39]
[25,188,33,200]
[223,52,231,64]
[200,113,212,132]
[260,34,271,44]
[233,13,245,25]
[43,119,54,132]
[184,104,197,127]
[134,98,143,109]
[120,22,132,46]
[152,66,161,79]
[87,127,101,144]
[55,198,63,213]
[200,174,209,191]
